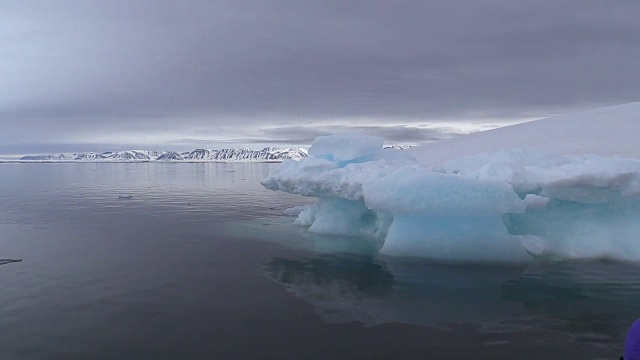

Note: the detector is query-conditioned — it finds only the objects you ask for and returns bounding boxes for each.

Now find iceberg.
[262,102,640,263]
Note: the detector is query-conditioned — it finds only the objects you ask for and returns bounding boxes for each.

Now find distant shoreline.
[0,160,288,164]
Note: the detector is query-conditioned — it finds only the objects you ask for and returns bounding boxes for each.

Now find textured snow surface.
[263,103,640,263]
[409,102,640,165]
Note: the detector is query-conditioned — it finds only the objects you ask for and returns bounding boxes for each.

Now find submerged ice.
[262,103,640,263]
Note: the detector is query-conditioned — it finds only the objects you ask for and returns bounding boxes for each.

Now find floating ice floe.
[282,205,311,216]
[262,102,640,263]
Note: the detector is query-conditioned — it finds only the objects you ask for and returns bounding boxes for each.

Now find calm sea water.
[0,163,638,359]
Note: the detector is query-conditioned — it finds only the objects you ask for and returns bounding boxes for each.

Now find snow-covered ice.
[262,102,640,263]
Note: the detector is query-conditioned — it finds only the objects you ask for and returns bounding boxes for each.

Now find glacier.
[262,102,640,263]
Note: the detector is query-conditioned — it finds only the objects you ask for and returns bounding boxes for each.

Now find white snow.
[262,102,640,263]
[409,102,640,165]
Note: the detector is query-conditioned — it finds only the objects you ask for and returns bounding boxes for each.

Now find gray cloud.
[1,0,639,152]
[237,124,469,145]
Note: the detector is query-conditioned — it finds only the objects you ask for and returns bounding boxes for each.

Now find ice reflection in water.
[263,252,640,348]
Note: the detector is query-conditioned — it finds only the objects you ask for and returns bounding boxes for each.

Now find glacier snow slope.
[263,102,640,263]
[409,102,640,165]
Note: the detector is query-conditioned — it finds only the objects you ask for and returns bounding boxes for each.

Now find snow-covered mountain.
[156,151,185,161]
[20,153,77,161]
[19,147,308,162]
[100,150,160,161]
[383,145,415,150]
[177,147,308,162]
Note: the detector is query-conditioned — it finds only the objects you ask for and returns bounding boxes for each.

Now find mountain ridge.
[18,147,309,162]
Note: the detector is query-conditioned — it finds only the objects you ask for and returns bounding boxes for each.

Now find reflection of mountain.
[264,255,640,343]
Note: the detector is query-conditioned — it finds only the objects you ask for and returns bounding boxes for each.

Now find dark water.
[0,163,637,359]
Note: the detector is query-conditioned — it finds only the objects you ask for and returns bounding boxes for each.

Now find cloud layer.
[1,1,638,152]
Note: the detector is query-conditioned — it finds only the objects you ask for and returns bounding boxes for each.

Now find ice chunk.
[294,203,319,226]
[518,235,552,258]
[282,205,310,216]
[362,166,525,216]
[505,200,640,261]
[263,103,640,263]
[381,215,531,263]
[522,194,550,209]
[301,198,391,239]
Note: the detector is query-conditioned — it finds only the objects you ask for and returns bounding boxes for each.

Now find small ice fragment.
[519,235,551,257]
[522,194,550,209]
[283,205,310,216]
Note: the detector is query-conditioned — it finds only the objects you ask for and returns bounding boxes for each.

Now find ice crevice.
[262,103,640,263]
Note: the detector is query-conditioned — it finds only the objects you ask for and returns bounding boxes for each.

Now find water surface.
[0,163,636,359]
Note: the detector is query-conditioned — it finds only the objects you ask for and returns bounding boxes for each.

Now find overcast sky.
[1,0,638,153]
